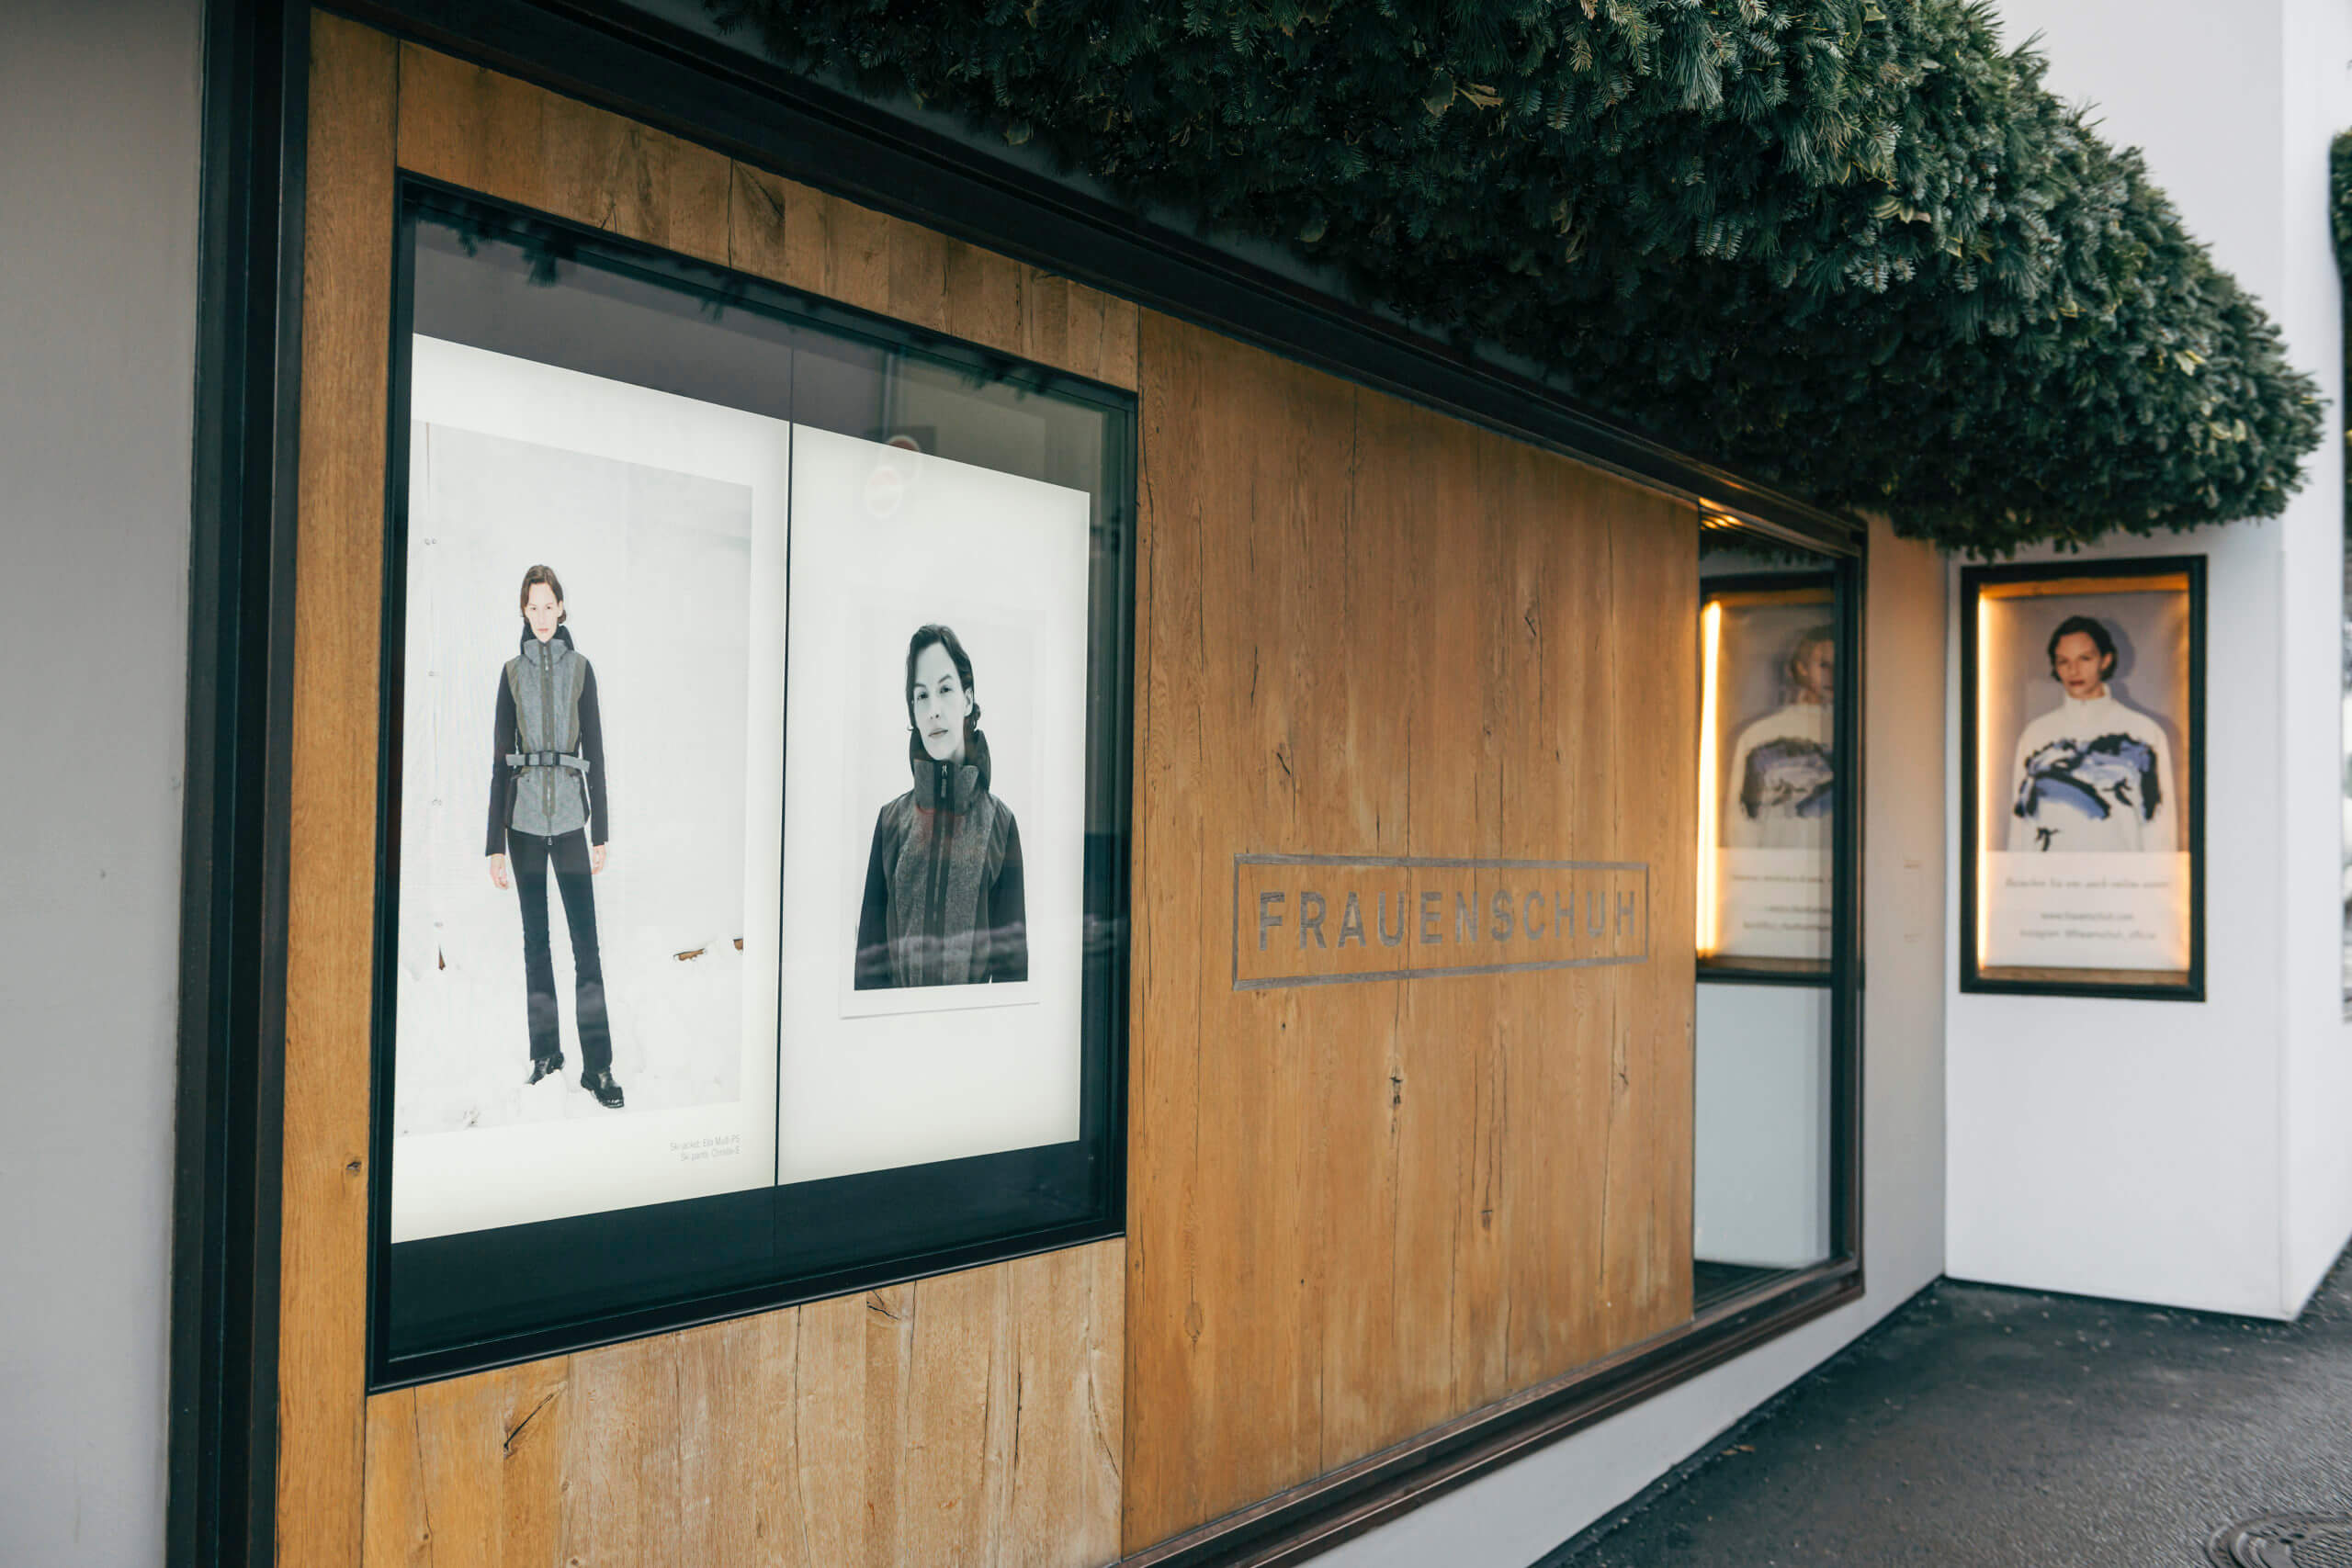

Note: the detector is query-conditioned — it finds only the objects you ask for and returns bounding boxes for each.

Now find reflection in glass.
[1692,529,1843,1309]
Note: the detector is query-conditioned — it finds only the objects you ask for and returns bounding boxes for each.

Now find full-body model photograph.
[488,564,627,1107]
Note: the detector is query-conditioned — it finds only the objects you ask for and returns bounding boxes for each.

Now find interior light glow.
[1976,592,1994,965]
[1697,599,1724,957]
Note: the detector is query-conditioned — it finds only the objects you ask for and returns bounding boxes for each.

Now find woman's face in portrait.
[1792,638,1835,704]
[910,639,971,764]
[523,582,563,643]
[2052,630,2110,700]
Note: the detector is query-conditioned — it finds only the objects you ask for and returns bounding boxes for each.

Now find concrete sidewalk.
[1544,1257,2352,1566]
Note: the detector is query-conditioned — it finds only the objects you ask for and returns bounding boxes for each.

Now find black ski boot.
[526,1052,565,1085]
[581,1069,626,1109]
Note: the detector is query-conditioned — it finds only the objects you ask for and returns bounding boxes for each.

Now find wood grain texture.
[396,49,1147,389]
[395,40,730,265]
[726,160,1139,389]
[279,15,398,1566]
[1124,312,1697,1551]
[359,1241,1124,1568]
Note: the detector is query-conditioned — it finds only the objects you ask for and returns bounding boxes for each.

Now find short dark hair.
[518,564,567,623]
[2046,615,2116,679]
[905,623,982,738]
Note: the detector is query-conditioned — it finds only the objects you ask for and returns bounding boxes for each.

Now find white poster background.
[778,426,1089,1185]
[1707,592,1835,963]
[1977,584,2190,974]
[391,337,787,1241]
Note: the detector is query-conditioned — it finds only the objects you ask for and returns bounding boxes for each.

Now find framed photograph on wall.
[1960,557,2205,999]
[368,182,1135,1383]
[1698,573,1838,979]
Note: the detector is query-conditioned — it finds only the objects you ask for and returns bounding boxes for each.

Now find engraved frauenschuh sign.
[1233,853,1650,991]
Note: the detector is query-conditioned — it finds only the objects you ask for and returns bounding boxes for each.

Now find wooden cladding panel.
[395,41,731,266]
[280,16,400,1566]
[287,19,1135,1567]
[360,1241,1124,1567]
[393,41,1138,391]
[1123,313,1697,1551]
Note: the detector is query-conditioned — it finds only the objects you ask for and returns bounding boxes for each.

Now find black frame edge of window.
[368,179,1138,1387]
[172,2,1869,1563]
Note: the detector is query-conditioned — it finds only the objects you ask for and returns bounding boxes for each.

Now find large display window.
[369,184,1136,1382]
[1960,558,2205,999]
[1692,529,1859,1311]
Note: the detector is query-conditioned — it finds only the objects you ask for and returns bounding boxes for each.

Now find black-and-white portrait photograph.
[850,616,1035,995]
[1702,584,1837,966]
[1972,569,2196,978]
[777,427,1089,1186]
[390,338,786,1241]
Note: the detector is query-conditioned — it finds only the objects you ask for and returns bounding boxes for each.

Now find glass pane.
[1692,519,1843,1307]
[376,186,1134,1379]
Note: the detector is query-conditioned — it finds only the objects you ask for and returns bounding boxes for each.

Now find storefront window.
[1693,519,1854,1305]
[370,185,1136,1382]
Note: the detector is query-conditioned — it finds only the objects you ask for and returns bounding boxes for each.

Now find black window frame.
[368,179,1138,1387]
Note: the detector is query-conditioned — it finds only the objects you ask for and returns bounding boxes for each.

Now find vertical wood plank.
[1007,1242,1125,1566]
[1604,486,1700,1348]
[280,15,397,1566]
[1125,309,1209,1544]
[899,1269,1011,1562]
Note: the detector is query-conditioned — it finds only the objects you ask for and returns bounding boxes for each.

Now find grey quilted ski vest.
[504,635,592,838]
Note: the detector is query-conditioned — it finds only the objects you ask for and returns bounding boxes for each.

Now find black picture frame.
[364,180,1137,1387]
[1958,555,2207,1002]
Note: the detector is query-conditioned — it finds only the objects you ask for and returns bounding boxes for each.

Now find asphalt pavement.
[1543,1255,2352,1566]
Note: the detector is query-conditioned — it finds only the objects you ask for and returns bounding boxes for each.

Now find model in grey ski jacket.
[854,730,1027,988]
[485,624,608,852]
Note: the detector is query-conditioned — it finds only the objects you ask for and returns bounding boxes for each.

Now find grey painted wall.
[0,1,201,1561]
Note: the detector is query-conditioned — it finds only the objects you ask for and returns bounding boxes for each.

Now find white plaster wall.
[1946,0,2352,1321]
[2276,0,2352,1314]
[0,2,199,1562]
[1324,516,1948,1567]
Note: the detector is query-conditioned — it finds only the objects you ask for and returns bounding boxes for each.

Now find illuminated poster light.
[1697,579,1837,976]
[1964,563,2201,995]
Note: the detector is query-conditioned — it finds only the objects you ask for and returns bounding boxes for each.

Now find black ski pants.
[508,828,613,1074]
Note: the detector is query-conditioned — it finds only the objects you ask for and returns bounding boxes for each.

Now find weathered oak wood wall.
[285,17,1135,1566]
[288,15,1696,1565]
[1122,318,1697,1552]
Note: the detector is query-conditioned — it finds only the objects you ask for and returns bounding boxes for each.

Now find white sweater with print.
[2006,692,2177,853]
[1723,701,1834,850]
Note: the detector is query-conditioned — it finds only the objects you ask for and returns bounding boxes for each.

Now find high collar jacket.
[853,730,1028,989]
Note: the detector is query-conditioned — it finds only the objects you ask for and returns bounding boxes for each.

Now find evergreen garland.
[708,0,2322,555]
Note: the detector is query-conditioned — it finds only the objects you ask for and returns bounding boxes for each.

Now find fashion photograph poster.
[776,427,1091,1187]
[1974,577,2193,976]
[1703,586,1837,965]
[390,339,786,1241]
